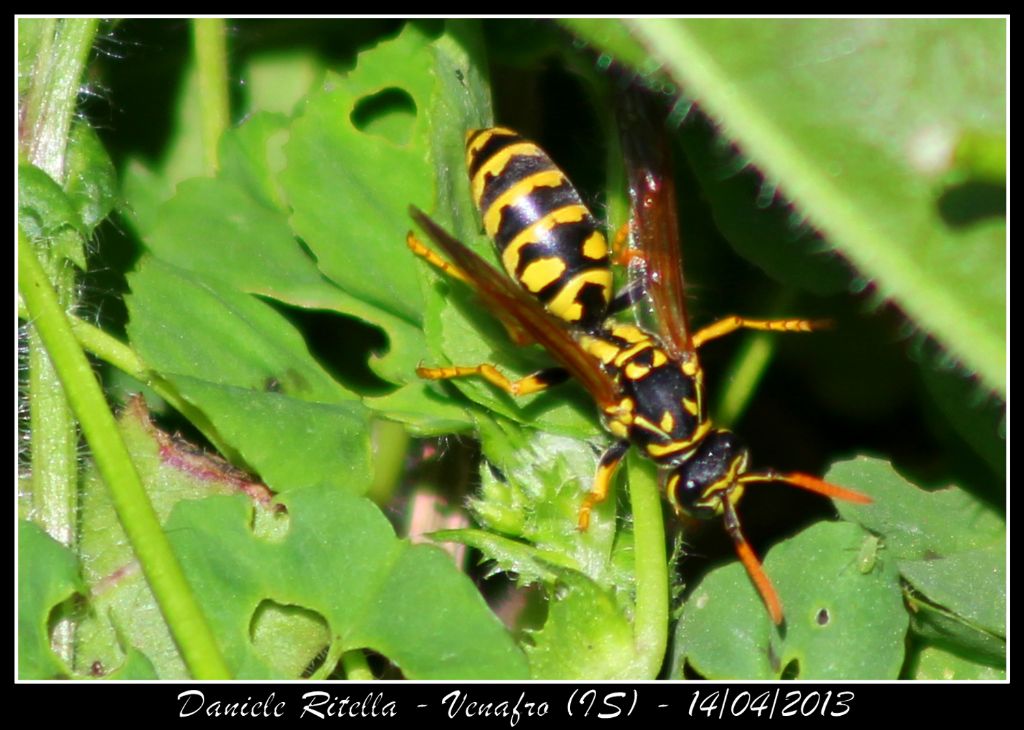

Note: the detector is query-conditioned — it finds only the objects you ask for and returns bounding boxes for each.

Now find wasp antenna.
[740,471,872,505]
[721,498,784,625]
[774,468,872,503]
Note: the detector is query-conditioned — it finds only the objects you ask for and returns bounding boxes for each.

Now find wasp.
[407,107,870,625]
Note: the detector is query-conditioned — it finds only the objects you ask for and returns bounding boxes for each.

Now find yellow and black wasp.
[406,98,870,625]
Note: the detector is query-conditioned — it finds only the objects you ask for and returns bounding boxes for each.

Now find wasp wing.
[617,88,694,360]
[410,207,619,409]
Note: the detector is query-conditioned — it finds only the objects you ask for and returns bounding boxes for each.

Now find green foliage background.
[18,18,1004,681]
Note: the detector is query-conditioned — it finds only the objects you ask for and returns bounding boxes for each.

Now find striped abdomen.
[466,127,613,331]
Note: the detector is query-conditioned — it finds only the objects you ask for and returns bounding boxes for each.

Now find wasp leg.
[610,220,633,265]
[692,316,831,349]
[722,496,784,625]
[578,439,630,531]
[407,231,534,346]
[417,364,569,397]
[407,231,473,284]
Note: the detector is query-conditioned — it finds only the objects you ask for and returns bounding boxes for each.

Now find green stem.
[366,419,411,505]
[340,650,375,681]
[19,230,231,679]
[627,454,668,678]
[19,298,204,434]
[20,18,98,180]
[192,18,230,175]
[715,332,777,427]
[714,290,798,427]
[25,256,77,553]
[19,17,99,665]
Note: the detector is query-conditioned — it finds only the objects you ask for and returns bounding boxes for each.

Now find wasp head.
[665,429,749,520]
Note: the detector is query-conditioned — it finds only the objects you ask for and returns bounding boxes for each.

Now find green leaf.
[18,162,87,269]
[75,402,514,678]
[363,385,475,434]
[673,521,907,679]
[137,148,425,390]
[165,485,528,679]
[830,458,1004,559]
[126,256,370,490]
[907,595,1004,666]
[161,375,372,496]
[101,649,160,680]
[910,645,1004,680]
[575,18,1006,394]
[126,256,355,405]
[676,119,851,296]
[830,458,1004,656]
[920,365,1005,476]
[902,543,1004,636]
[63,121,118,234]
[525,571,639,679]
[282,24,436,327]
[120,159,174,237]
[217,111,292,211]
[243,50,323,117]
[143,177,357,319]
[432,528,572,586]
[472,416,621,589]
[278,24,488,397]
[18,520,84,679]
[73,398,282,678]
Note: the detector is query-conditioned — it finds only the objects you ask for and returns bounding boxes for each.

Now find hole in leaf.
[937,180,1004,228]
[249,599,330,676]
[681,659,706,679]
[816,608,830,626]
[780,658,801,679]
[350,87,416,146]
[363,649,403,680]
[251,500,290,543]
[302,645,330,679]
[275,305,392,396]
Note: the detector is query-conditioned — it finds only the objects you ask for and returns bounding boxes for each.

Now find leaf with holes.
[18,521,85,679]
[74,400,525,678]
[166,487,528,679]
[672,521,907,679]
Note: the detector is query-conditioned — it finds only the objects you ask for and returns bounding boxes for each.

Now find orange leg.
[721,471,871,625]
[722,497,784,625]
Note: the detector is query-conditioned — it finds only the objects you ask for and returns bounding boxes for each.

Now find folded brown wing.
[410,206,619,409]
[616,88,694,360]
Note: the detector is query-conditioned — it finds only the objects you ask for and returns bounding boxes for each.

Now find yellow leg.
[417,364,567,397]
[408,231,535,346]
[407,231,472,284]
[692,315,831,349]
[577,440,629,530]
